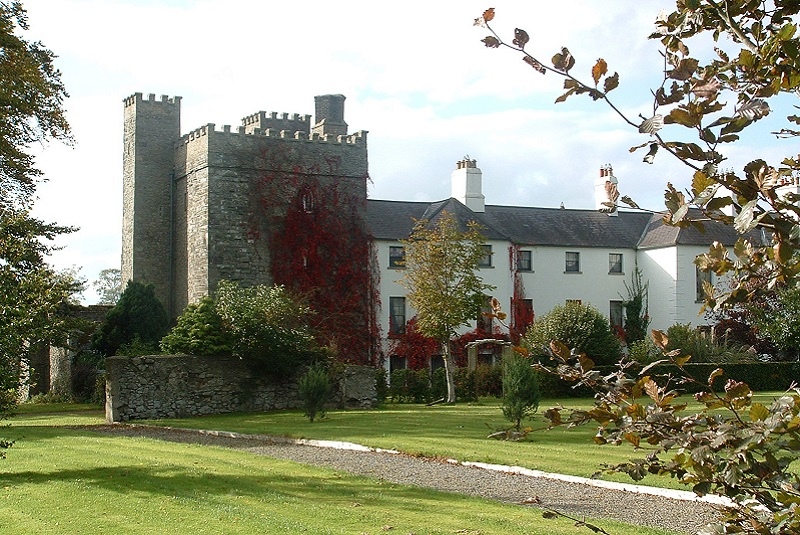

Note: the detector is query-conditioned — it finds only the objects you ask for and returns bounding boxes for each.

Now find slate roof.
[366,198,765,249]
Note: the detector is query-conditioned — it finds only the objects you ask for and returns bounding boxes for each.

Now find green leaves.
[400,211,494,344]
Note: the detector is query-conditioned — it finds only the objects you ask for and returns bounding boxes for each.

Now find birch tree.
[400,211,493,403]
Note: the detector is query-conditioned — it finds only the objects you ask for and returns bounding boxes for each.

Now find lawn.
[0,405,678,535]
[145,393,784,489]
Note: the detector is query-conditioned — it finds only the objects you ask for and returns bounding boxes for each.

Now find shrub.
[374,367,388,405]
[388,367,477,403]
[628,337,660,364]
[297,363,332,422]
[747,287,800,361]
[92,281,169,357]
[501,353,540,431]
[665,323,757,364]
[524,302,621,365]
[475,363,503,397]
[214,281,318,377]
[388,368,431,403]
[160,296,233,355]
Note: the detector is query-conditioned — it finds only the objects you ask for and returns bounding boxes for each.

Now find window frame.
[388,245,405,269]
[478,244,493,268]
[565,251,581,273]
[696,266,712,303]
[517,250,533,271]
[608,253,623,274]
[389,296,406,334]
[609,300,624,329]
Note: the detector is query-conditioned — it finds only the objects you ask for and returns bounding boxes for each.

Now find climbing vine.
[509,245,534,345]
[249,153,379,365]
[390,317,508,370]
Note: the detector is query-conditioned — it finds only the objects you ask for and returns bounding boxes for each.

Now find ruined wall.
[105,355,377,422]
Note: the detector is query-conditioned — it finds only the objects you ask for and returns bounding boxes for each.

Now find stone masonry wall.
[105,354,377,422]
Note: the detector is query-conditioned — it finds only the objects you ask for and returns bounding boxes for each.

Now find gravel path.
[89,424,719,534]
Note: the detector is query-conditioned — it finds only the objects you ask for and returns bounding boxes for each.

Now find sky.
[22,0,796,303]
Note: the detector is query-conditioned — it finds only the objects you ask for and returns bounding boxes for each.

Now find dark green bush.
[501,353,541,430]
[475,363,503,397]
[388,366,476,403]
[647,362,800,392]
[374,367,388,405]
[388,369,431,403]
[160,296,233,355]
[297,363,332,422]
[92,281,168,357]
[455,367,477,402]
[524,302,621,365]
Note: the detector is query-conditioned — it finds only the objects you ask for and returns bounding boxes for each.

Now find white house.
[366,158,763,369]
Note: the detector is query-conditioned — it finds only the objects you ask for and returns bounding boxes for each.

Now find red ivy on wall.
[388,317,439,370]
[509,245,534,345]
[389,318,508,370]
[250,160,379,365]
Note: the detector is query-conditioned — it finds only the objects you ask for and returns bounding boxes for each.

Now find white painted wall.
[375,238,715,364]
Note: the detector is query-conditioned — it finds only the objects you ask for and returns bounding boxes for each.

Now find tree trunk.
[441,342,457,403]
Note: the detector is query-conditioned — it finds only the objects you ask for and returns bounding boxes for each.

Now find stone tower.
[122,93,369,319]
[121,93,182,308]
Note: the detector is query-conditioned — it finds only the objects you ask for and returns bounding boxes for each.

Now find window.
[517,250,532,271]
[389,297,406,334]
[388,246,405,268]
[696,266,712,302]
[478,245,493,267]
[300,186,315,213]
[477,295,493,331]
[389,355,407,373]
[608,253,623,274]
[609,300,624,329]
[565,251,580,272]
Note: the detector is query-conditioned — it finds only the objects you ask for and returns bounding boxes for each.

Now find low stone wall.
[105,354,377,422]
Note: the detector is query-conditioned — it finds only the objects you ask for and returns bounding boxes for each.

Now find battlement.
[241,110,312,135]
[179,123,367,146]
[123,92,182,108]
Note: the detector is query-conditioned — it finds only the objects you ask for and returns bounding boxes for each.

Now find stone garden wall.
[105,354,376,422]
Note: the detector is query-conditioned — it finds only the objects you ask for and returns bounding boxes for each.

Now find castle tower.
[121,93,181,311]
[451,157,485,212]
[312,94,348,136]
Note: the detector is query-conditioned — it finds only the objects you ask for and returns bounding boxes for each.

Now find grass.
[146,391,792,489]
[0,405,677,535]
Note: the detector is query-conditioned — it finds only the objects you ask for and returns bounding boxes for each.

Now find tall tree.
[92,268,122,305]
[0,1,71,209]
[0,1,75,458]
[400,211,493,403]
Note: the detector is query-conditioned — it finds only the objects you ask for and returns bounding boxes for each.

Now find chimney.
[594,164,619,217]
[451,157,485,212]
[312,94,348,136]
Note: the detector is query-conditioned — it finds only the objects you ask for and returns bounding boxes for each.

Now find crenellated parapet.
[178,123,368,146]
[242,110,312,135]
[123,92,182,108]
